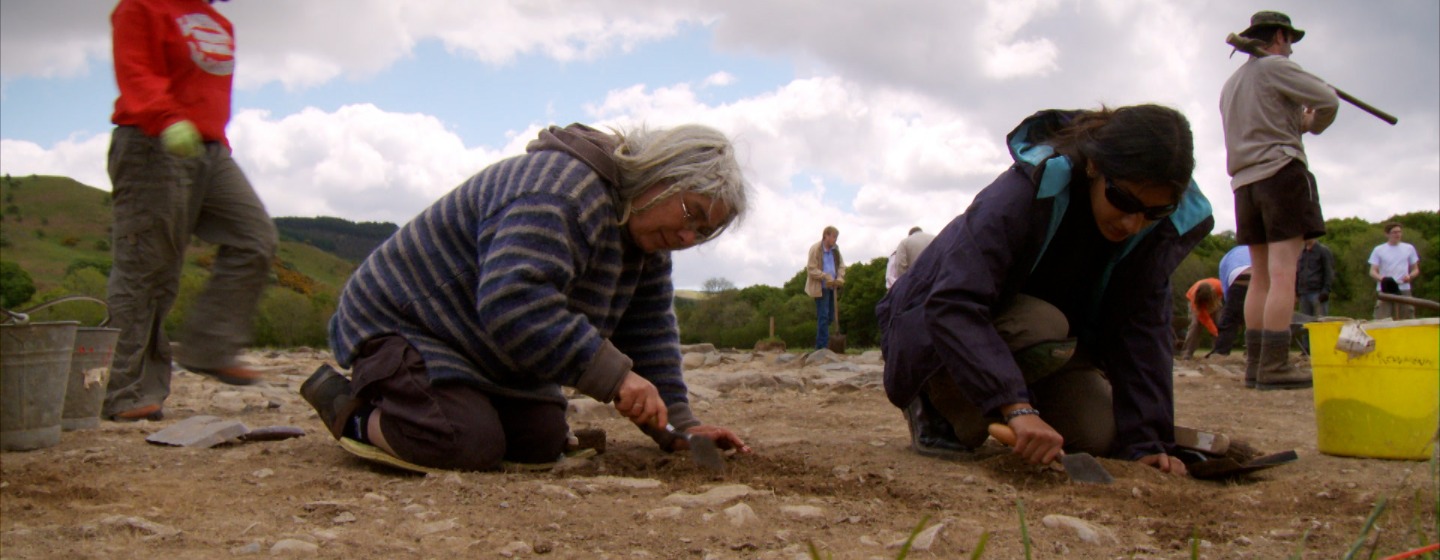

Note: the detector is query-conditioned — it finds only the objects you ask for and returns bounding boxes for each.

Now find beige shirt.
[1219,55,1339,189]
[892,231,935,282]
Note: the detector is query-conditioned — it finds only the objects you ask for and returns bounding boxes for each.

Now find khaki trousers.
[924,295,1116,456]
[103,126,277,417]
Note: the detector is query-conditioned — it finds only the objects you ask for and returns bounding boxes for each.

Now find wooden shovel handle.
[1225,33,1397,125]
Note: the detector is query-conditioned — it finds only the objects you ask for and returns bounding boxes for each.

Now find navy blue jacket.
[878,110,1214,460]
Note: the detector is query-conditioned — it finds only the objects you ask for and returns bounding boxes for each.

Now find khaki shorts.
[1234,159,1325,245]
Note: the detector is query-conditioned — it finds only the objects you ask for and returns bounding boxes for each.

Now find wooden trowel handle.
[988,423,1017,447]
[989,423,1065,457]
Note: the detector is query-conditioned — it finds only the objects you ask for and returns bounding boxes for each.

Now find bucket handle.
[1,306,29,326]
[9,296,111,327]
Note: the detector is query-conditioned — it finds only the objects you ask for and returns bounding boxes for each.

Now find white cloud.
[702,71,736,88]
[228,104,507,223]
[0,1,111,85]
[0,135,109,191]
[0,0,1436,291]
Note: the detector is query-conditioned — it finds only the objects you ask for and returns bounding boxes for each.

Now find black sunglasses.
[1104,178,1177,220]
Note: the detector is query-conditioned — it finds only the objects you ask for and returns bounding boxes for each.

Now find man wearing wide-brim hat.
[1218,10,1339,391]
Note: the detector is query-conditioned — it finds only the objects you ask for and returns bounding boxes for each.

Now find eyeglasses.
[1103,178,1177,221]
[679,197,719,241]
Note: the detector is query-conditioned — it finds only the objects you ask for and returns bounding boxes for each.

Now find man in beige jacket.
[805,226,846,349]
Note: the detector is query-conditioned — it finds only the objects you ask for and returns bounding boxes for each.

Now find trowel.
[988,423,1114,484]
[673,425,726,475]
[1189,450,1299,480]
[644,423,726,475]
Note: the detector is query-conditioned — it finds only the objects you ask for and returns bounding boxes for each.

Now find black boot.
[1243,329,1261,389]
[905,392,973,459]
[300,364,362,440]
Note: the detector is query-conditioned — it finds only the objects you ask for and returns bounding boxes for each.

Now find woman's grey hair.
[611,124,749,242]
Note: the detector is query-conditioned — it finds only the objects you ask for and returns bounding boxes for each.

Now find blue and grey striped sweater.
[329,149,687,410]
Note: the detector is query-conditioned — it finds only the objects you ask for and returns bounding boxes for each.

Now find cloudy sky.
[2,0,1436,290]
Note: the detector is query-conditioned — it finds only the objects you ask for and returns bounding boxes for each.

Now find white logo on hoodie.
[176,13,234,76]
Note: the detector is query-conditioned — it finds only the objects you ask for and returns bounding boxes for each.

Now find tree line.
[5,211,1433,353]
[677,211,1437,351]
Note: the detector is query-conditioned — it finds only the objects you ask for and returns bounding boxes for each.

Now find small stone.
[417,519,459,536]
[646,506,684,520]
[269,539,319,556]
[362,493,387,502]
[497,541,531,557]
[662,484,758,508]
[1042,515,1114,544]
[888,522,944,551]
[229,542,262,555]
[252,468,274,479]
[779,505,825,519]
[332,512,356,524]
[724,502,759,527]
[538,484,578,500]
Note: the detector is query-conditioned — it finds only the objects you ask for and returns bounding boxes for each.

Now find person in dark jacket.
[1295,238,1335,317]
[302,123,752,472]
[878,105,1213,476]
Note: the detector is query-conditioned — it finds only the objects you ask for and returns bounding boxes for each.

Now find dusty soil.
[2,348,1435,559]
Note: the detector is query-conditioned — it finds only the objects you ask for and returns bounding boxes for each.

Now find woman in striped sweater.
[303,123,752,472]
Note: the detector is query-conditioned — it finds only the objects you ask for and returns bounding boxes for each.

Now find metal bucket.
[1,320,79,451]
[11,296,120,432]
[62,327,120,430]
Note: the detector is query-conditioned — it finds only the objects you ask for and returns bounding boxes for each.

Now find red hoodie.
[111,0,235,145]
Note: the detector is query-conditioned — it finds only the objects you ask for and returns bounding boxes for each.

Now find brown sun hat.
[1242,11,1305,43]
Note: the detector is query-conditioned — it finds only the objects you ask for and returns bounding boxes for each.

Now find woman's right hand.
[614,372,666,429]
[1006,414,1065,466]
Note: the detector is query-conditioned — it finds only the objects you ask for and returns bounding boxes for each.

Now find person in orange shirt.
[1180,278,1223,360]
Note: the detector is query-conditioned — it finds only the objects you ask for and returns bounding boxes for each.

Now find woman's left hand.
[682,425,753,454]
[1138,453,1188,476]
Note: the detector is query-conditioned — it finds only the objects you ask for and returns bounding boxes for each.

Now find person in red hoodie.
[103,0,277,421]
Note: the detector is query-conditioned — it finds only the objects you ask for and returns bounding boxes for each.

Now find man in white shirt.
[1368,223,1421,320]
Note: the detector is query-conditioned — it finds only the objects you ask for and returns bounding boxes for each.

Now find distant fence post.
[769,316,775,338]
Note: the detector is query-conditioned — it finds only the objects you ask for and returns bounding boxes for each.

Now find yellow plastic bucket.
[1307,318,1438,460]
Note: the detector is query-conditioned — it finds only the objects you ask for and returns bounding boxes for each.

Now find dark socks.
[344,406,374,443]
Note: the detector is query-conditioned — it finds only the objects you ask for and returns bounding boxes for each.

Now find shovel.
[988,423,1114,484]
[826,287,847,354]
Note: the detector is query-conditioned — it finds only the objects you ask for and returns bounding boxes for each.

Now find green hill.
[0,174,378,347]
[274,216,396,263]
[0,174,364,295]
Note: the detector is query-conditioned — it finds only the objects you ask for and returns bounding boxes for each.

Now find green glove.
[161,120,203,158]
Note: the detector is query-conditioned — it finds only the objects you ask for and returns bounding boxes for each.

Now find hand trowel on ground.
[988,423,1114,484]
[644,423,726,475]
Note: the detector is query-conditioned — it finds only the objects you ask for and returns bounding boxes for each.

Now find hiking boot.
[110,403,164,422]
[1243,330,1261,389]
[905,393,972,459]
[185,364,265,386]
[1256,330,1311,390]
[301,364,360,439]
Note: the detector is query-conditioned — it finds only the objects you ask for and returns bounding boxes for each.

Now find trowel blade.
[685,433,726,475]
[1060,452,1115,484]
